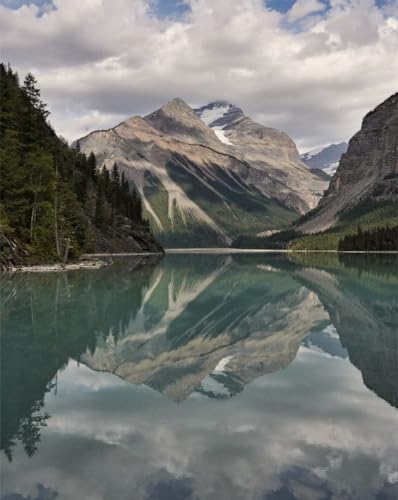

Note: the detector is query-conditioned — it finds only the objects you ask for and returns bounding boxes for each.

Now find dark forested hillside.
[338,225,398,251]
[0,63,162,268]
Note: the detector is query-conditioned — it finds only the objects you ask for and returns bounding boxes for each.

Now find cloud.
[0,0,397,150]
[287,0,328,21]
[1,346,398,500]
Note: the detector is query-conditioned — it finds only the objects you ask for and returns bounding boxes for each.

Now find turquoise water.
[1,254,397,499]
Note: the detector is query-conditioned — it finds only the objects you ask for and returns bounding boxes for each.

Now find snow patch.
[200,376,230,396]
[199,105,230,126]
[214,355,234,372]
[324,162,339,176]
[213,127,233,145]
[322,324,339,339]
[302,145,326,159]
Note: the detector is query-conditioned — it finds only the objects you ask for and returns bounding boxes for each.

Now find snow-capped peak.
[195,101,244,129]
[195,101,244,146]
[300,142,348,176]
[197,103,231,126]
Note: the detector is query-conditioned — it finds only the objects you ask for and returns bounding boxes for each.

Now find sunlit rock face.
[76,99,327,246]
[297,93,398,233]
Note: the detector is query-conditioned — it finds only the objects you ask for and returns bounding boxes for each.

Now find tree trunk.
[30,173,41,242]
[54,162,61,258]
[63,237,71,265]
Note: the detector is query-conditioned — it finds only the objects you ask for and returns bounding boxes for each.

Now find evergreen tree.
[87,151,97,179]
[22,72,49,119]
[111,162,120,185]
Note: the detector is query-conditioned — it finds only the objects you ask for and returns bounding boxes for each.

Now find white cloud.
[0,0,397,150]
[288,0,327,21]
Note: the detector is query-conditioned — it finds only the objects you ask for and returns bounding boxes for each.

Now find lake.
[1,253,397,500]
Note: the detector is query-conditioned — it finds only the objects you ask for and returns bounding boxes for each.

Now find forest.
[0,63,148,265]
[338,225,398,251]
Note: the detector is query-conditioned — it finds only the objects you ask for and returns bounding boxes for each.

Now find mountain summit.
[195,101,244,129]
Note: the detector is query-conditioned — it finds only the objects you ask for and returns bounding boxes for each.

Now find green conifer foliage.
[0,63,150,264]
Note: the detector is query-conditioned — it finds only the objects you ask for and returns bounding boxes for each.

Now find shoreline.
[6,252,163,273]
[80,252,164,258]
[165,248,398,254]
[8,260,109,273]
[4,249,397,273]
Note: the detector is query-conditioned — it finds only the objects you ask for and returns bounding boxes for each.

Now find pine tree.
[87,151,97,178]
[22,73,49,119]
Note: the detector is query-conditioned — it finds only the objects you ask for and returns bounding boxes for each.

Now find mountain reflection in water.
[1,253,397,500]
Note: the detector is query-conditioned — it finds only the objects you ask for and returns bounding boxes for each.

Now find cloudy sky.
[1,0,397,151]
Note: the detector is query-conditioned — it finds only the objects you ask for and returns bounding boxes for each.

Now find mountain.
[300,142,348,177]
[296,93,398,237]
[76,99,328,247]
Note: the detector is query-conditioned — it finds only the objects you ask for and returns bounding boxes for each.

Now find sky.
[1,0,397,151]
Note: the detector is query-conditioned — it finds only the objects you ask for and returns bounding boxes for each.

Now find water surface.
[1,254,397,499]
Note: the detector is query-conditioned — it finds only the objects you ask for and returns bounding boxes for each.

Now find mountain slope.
[301,142,348,176]
[296,93,398,236]
[195,101,327,213]
[77,99,328,247]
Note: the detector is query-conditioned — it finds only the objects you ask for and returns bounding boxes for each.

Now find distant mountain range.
[300,142,348,177]
[76,99,328,247]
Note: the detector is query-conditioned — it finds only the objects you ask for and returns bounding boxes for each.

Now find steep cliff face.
[77,99,327,247]
[297,93,398,233]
